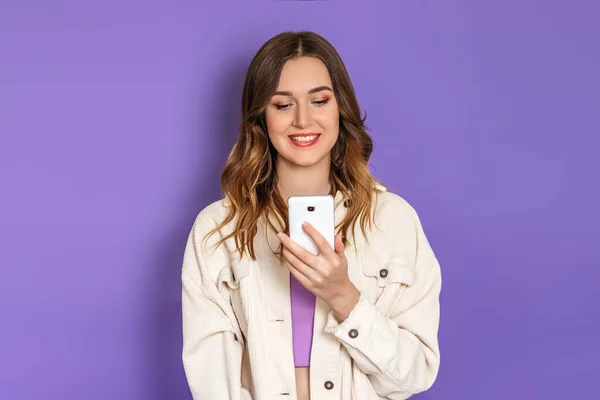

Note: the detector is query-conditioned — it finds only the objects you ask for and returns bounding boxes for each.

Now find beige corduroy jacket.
[182,183,442,399]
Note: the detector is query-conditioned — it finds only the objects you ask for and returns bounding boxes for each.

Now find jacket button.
[379,268,388,278]
[348,328,359,338]
[324,380,334,390]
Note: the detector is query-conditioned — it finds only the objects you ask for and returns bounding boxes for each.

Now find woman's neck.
[276,157,331,201]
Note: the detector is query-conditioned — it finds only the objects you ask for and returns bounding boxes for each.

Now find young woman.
[182,31,442,400]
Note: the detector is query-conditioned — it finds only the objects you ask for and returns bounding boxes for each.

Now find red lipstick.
[288,133,321,148]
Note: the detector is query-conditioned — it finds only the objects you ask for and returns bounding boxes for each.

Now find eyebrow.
[273,85,333,97]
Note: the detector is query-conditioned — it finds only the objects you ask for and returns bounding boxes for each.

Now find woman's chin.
[282,154,328,169]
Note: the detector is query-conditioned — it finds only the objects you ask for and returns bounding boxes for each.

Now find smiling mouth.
[289,134,320,142]
[288,133,321,147]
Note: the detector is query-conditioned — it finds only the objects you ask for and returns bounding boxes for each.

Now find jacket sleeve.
[181,220,253,400]
[324,207,441,399]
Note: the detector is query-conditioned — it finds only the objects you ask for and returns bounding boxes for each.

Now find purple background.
[1,1,598,399]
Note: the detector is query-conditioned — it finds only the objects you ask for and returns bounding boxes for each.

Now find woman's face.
[265,56,340,169]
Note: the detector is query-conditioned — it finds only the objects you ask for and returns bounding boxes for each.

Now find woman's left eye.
[274,99,329,110]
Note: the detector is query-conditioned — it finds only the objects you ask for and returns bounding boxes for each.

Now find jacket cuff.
[324,293,400,371]
[325,293,381,342]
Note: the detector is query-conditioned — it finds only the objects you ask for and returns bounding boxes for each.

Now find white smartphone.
[287,195,335,255]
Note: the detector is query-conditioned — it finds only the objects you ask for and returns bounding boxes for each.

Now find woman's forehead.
[275,57,332,93]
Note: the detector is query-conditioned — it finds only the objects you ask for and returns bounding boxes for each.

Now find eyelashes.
[274,99,330,110]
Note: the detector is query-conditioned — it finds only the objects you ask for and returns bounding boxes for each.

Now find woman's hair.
[204,31,381,260]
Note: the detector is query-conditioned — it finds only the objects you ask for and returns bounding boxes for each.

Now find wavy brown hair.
[204,31,382,260]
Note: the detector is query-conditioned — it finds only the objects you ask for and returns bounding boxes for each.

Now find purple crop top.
[290,273,316,367]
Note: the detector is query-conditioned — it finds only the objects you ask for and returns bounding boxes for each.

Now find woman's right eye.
[275,104,292,110]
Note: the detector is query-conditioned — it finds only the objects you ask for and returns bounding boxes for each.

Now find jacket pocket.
[217,260,251,347]
[359,254,415,309]
[360,254,415,287]
[218,259,251,291]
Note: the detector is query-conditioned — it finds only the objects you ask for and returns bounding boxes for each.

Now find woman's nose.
[292,103,310,129]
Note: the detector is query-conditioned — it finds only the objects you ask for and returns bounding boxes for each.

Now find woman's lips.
[288,134,321,148]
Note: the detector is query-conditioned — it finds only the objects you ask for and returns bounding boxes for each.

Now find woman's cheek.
[266,114,284,137]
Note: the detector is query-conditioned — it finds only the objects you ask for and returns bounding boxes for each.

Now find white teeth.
[290,135,318,142]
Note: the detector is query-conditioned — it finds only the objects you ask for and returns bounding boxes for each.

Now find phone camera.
[307,206,315,212]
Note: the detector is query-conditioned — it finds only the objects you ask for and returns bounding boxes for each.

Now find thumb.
[334,235,346,258]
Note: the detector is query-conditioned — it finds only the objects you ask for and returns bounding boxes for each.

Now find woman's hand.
[277,222,360,322]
